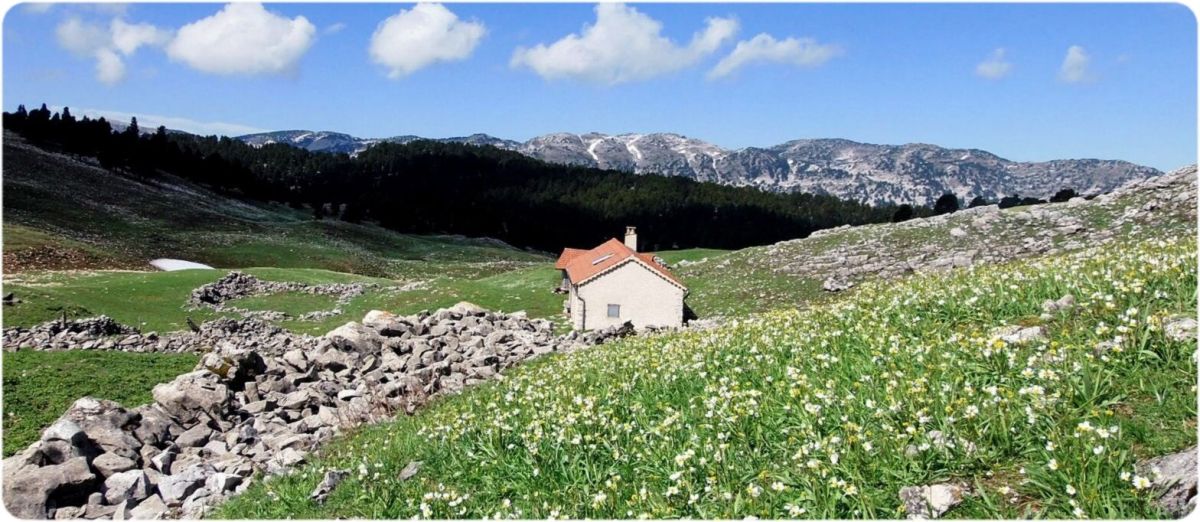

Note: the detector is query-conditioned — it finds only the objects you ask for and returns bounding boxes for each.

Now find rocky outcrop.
[2,305,631,519]
[708,165,1197,294]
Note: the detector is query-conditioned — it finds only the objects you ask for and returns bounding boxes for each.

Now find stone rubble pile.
[3,317,314,354]
[187,272,373,309]
[2,303,636,520]
[187,271,421,323]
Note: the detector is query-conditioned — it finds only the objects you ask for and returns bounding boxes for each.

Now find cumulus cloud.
[511,3,738,85]
[110,19,170,55]
[1058,45,1091,83]
[56,16,169,85]
[708,33,840,79]
[368,3,485,78]
[93,48,125,85]
[166,3,316,76]
[974,48,1012,80]
[55,17,110,57]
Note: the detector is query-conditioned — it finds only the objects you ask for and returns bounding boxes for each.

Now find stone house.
[555,227,688,330]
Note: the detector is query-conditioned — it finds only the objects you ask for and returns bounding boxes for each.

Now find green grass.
[228,291,342,317]
[656,248,729,265]
[676,252,828,319]
[1,268,390,334]
[216,236,1196,519]
[2,250,733,336]
[2,350,199,456]
[278,265,568,335]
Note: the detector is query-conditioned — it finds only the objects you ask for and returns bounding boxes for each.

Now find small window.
[607,304,620,318]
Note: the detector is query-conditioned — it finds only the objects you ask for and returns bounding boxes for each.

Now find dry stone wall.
[3,317,313,354]
[1,304,634,520]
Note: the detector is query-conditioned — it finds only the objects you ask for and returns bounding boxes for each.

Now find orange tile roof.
[557,238,686,290]
[554,247,589,269]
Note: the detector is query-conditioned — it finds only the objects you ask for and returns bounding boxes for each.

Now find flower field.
[218,236,1196,519]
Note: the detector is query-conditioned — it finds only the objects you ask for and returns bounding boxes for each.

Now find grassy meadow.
[2,350,200,456]
[216,236,1196,519]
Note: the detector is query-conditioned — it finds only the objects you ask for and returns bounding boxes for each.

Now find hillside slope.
[1,133,545,278]
[677,165,1197,318]
[238,130,1162,206]
[218,234,1196,519]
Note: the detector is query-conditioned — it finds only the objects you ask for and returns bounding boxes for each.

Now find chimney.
[624,226,638,251]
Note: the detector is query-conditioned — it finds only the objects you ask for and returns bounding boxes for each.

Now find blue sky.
[3,2,1195,170]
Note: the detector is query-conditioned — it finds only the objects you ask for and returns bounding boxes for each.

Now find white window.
[607,304,620,318]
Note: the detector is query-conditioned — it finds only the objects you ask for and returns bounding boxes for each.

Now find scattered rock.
[1164,316,1197,343]
[1137,446,1197,518]
[822,276,854,292]
[309,469,350,504]
[991,325,1047,345]
[398,460,422,481]
[899,483,967,519]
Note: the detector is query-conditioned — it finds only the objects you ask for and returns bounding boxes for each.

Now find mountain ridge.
[237,129,1162,206]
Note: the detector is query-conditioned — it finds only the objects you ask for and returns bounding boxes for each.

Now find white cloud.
[110,18,170,56]
[1059,45,1091,83]
[55,106,266,136]
[166,3,316,76]
[324,22,346,35]
[511,3,738,85]
[368,4,485,79]
[708,33,840,79]
[93,48,125,85]
[975,48,1012,80]
[55,17,110,57]
[56,16,169,85]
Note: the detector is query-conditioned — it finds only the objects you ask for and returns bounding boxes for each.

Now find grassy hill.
[216,236,1196,519]
[2,133,545,279]
[675,168,1196,318]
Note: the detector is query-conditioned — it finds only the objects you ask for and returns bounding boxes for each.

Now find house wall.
[569,285,586,330]
[575,260,685,330]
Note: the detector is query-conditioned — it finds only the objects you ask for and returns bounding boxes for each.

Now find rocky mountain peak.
[236,129,1164,206]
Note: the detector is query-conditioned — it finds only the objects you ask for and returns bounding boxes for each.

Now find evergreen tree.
[1050,188,1077,203]
[892,204,914,222]
[124,117,139,138]
[933,193,960,215]
[998,195,1022,209]
[967,196,989,208]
